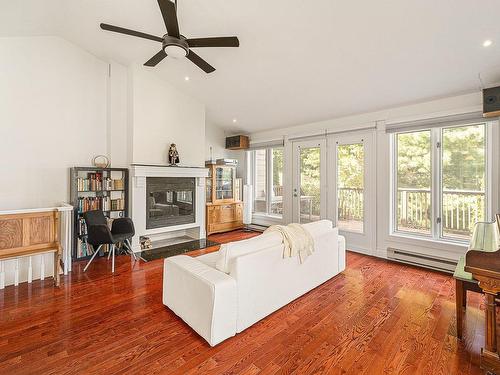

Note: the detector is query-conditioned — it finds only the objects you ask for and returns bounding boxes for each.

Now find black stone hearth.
[140,238,219,262]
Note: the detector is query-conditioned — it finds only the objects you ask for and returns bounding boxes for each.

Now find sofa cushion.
[215,220,335,274]
[301,220,333,237]
[215,232,283,273]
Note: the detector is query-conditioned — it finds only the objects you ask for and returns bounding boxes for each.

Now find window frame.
[390,121,491,244]
[250,147,284,219]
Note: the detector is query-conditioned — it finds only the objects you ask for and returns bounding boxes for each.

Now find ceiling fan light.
[164,44,188,59]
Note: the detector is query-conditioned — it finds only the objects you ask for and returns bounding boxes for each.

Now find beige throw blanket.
[264,223,314,263]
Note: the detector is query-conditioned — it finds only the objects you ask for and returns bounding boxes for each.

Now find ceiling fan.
[100,0,239,73]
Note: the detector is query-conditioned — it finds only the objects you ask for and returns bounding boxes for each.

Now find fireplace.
[130,164,208,252]
[146,177,196,229]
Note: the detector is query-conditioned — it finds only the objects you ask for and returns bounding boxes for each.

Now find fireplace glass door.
[146,177,196,229]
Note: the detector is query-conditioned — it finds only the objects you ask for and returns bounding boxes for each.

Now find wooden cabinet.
[206,202,243,235]
[205,164,244,235]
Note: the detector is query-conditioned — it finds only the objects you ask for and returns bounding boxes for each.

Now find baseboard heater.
[387,247,457,274]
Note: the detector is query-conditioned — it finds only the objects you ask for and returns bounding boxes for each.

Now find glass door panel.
[292,140,326,224]
[337,143,364,233]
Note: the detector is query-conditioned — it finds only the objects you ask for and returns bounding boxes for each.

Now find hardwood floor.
[0,230,485,374]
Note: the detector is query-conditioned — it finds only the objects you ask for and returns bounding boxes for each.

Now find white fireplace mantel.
[130,164,209,252]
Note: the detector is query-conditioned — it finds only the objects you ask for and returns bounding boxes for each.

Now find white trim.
[348,245,386,259]
[251,213,283,227]
[130,165,208,178]
[248,139,284,150]
[0,204,73,215]
[385,108,483,132]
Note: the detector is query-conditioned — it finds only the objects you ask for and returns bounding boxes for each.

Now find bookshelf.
[70,167,129,261]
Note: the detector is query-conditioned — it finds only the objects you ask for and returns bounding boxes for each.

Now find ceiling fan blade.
[100,23,163,43]
[157,0,180,38]
[144,50,168,67]
[186,51,215,73]
[186,37,239,48]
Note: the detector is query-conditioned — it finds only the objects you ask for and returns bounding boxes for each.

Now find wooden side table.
[454,256,483,340]
[465,249,500,375]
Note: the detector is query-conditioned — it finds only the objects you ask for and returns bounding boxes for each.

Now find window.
[271,148,284,215]
[395,130,432,235]
[337,143,364,233]
[393,123,487,241]
[251,148,284,217]
[253,149,267,213]
[441,125,486,239]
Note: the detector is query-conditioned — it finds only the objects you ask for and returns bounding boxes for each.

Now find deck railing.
[338,188,364,222]
[338,187,485,237]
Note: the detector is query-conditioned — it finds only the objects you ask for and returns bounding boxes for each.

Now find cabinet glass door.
[215,167,234,200]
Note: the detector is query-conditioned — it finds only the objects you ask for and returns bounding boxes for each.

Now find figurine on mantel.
[168,143,180,166]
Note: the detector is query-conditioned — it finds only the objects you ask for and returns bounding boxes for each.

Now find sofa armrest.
[163,255,237,346]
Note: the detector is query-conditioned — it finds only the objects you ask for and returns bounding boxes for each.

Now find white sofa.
[162,220,346,346]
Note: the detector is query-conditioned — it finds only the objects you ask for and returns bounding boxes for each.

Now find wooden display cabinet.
[206,164,243,235]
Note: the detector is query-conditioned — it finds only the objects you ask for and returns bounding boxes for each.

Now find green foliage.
[396,125,485,191]
[397,131,431,189]
[272,148,283,186]
[300,147,321,215]
[337,144,364,189]
[442,125,485,191]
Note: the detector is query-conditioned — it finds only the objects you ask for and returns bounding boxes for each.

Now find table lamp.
[469,221,500,252]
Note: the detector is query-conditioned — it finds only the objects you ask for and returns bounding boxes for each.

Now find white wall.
[205,121,246,178]
[0,37,209,287]
[246,92,500,261]
[130,65,205,167]
[108,61,129,168]
[0,36,109,210]
[205,121,227,161]
[0,36,116,287]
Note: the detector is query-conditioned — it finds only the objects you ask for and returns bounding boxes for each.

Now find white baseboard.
[347,245,387,259]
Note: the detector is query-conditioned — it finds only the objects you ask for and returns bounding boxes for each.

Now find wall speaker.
[483,86,500,118]
[226,135,249,150]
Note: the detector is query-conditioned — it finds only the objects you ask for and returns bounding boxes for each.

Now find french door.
[291,139,327,223]
[328,131,375,252]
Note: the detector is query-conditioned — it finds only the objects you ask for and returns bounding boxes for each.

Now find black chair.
[83,210,136,273]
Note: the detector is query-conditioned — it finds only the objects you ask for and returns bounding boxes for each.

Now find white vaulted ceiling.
[2,0,500,133]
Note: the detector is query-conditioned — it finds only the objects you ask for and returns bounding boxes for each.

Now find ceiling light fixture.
[483,40,493,47]
[164,43,189,59]
[232,119,237,123]
[184,76,190,81]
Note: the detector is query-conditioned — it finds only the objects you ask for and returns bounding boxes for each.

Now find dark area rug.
[140,238,219,261]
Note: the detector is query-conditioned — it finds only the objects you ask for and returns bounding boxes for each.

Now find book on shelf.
[77,173,124,192]
[77,197,125,213]
[77,239,110,258]
[71,167,129,260]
